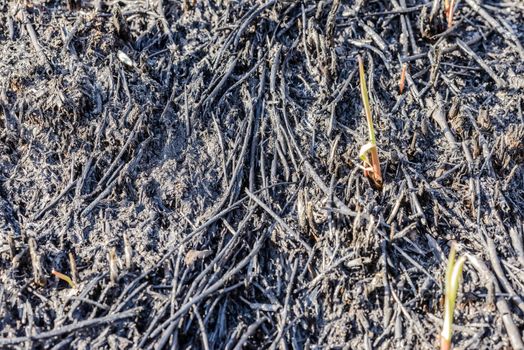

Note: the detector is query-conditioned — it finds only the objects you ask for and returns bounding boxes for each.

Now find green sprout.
[441,242,466,350]
[357,55,383,190]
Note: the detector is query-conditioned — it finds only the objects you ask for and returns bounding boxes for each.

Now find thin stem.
[52,269,76,289]
[441,243,466,350]
[447,0,455,28]
[399,63,407,94]
[445,243,457,296]
[358,55,376,145]
[357,55,382,188]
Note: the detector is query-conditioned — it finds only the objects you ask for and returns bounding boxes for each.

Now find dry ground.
[1,0,524,349]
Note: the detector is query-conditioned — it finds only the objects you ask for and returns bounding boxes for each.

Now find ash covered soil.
[1,0,524,349]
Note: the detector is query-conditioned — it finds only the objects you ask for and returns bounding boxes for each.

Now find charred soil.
[1,0,524,349]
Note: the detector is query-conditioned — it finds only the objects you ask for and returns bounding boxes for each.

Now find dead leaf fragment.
[184,249,212,266]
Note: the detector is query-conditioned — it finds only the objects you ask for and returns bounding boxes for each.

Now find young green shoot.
[357,55,383,190]
[441,243,466,350]
[52,269,76,289]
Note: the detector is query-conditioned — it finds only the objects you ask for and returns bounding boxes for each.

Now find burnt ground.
[0,0,523,349]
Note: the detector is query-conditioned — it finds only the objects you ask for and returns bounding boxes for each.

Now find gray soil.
[1,0,523,349]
